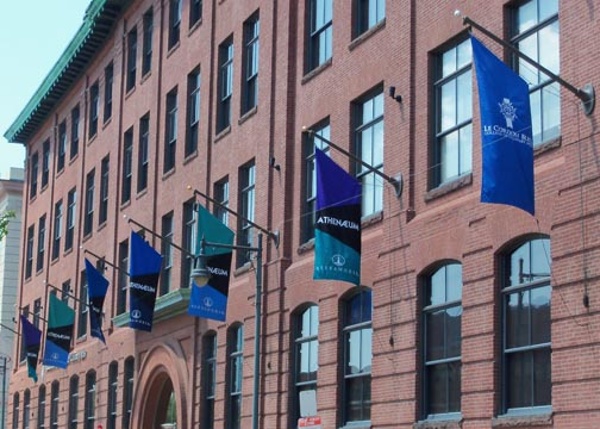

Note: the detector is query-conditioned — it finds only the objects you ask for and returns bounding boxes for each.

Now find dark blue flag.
[129,231,162,331]
[20,315,41,382]
[188,204,235,321]
[42,293,75,369]
[84,258,108,343]
[471,34,535,215]
[313,148,362,285]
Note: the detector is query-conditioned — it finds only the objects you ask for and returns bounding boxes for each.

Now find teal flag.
[42,294,75,369]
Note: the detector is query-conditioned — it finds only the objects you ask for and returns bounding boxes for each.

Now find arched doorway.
[155,377,177,428]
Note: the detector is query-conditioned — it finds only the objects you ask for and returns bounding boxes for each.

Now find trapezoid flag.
[84,258,109,343]
[129,231,163,332]
[313,148,362,285]
[188,204,235,322]
[42,293,75,369]
[20,315,42,382]
[471,34,535,216]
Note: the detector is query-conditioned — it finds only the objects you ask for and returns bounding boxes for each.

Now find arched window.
[23,389,30,429]
[292,305,319,423]
[422,262,462,418]
[227,324,244,429]
[37,385,46,429]
[84,371,96,429]
[122,356,135,429]
[202,332,217,429]
[107,362,118,429]
[68,376,79,429]
[502,237,551,412]
[12,392,19,429]
[50,381,59,429]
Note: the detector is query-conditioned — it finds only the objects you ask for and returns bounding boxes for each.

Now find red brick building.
[4,0,600,428]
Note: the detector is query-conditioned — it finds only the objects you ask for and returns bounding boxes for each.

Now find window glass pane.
[440,80,457,131]
[506,290,530,349]
[459,125,472,176]
[530,285,551,344]
[456,39,471,69]
[426,310,445,361]
[456,71,472,123]
[539,0,558,22]
[446,306,462,357]
[533,348,552,406]
[442,47,457,77]
[539,21,560,76]
[346,377,370,421]
[428,268,445,306]
[360,328,372,373]
[517,0,537,33]
[446,264,462,302]
[347,330,362,374]
[517,35,539,84]
[441,132,459,180]
[542,84,561,141]
[506,350,532,408]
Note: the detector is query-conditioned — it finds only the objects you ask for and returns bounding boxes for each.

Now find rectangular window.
[186,68,201,157]
[142,8,153,76]
[127,27,137,91]
[84,372,96,429]
[242,13,259,114]
[190,0,202,28]
[71,105,80,159]
[303,121,329,243]
[19,306,29,362]
[214,177,229,227]
[25,225,34,279]
[12,393,19,429]
[164,88,178,173]
[237,161,255,267]
[227,326,244,429]
[169,0,182,49]
[68,376,79,429]
[84,169,95,236]
[181,200,196,288]
[100,156,110,224]
[293,306,319,423]
[122,128,133,204]
[33,299,42,329]
[78,270,88,338]
[354,89,384,217]
[307,0,332,72]
[511,0,560,146]
[62,280,71,303]
[138,114,150,192]
[104,62,113,122]
[42,139,50,188]
[52,200,63,260]
[58,121,67,171]
[203,334,217,429]
[107,363,118,429]
[160,212,174,295]
[23,390,30,429]
[117,239,129,315]
[354,0,385,38]
[50,382,59,429]
[89,81,99,138]
[433,39,472,187]
[36,214,46,272]
[29,152,38,199]
[122,357,135,429]
[217,37,233,132]
[65,188,76,251]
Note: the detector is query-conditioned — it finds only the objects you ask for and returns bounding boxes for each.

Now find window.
[29,151,38,199]
[237,161,255,267]
[12,392,19,429]
[302,120,329,243]
[117,239,129,315]
[42,139,50,188]
[62,280,71,303]
[127,27,137,91]
[168,0,182,49]
[89,81,99,138]
[78,270,88,338]
[71,105,80,159]
[142,9,153,76]
[58,121,67,171]
[25,225,34,279]
[354,0,385,38]
[160,212,174,295]
[214,178,229,227]
[293,306,319,423]
[138,114,150,192]
[502,237,551,412]
[23,389,30,429]
[122,357,135,429]
[433,39,472,187]
[186,68,200,157]
[52,200,63,260]
[104,63,113,122]
[422,263,462,417]
[107,362,118,429]
[122,128,133,204]
[190,0,202,28]
[38,385,46,429]
[307,0,332,72]
[164,88,178,173]
[65,188,76,251]
[342,289,372,424]
[181,200,196,287]
[227,325,244,429]
[33,299,42,328]
[84,169,95,236]
[242,13,259,114]
[511,0,560,145]
[84,371,96,429]
[50,381,59,429]
[68,376,79,429]
[99,156,109,224]
[37,215,46,272]
[217,37,233,132]
[202,333,217,429]
[19,305,29,362]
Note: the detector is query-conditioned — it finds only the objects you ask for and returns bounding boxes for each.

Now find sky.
[0,1,91,179]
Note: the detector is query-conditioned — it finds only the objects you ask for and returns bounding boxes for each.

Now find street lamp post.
[191,234,263,429]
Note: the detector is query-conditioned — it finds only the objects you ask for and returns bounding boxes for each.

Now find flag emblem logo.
[203,297,214,308]
[332,254,346,267]
[499,98,517,129]
[131,309,142,319]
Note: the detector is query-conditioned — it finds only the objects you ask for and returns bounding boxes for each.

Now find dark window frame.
[99,156,110,224]
[68,375,79,429]
[138,114,150,192]
[164,88,178,173]
[292,305,319,424]
[127,27,138,91]
[84,371,96,429]
[306,0,332,73]
[65,188,76,251]
[122,128,134,204]
[58,121,67,171]
[160,212,174,295]
[71,105,80,159]
[50,381,59,429]
[217,36,234,133]
[227,325,244,429]
[353,0,385,38]
[142,8,153,76]
[29,152,38,199]
[37,384,46,429]
[237,161,255,267]
[122,357,135,429]
[84,169,95,236]
[42,139,50,188]
[202,332,217,429]
[52,200,63,260]
[78,270,88,338]
[186,68,201,157]
[104,62,114,122]
[117,239,129,315]
[89,81,99,138]
[190,0,202,28]
[107,362,118,429]
[242,12,260,114]
[36,214,46,273]
[168,0,182,49]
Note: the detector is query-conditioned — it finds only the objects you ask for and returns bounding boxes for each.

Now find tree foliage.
[0,211,15,241]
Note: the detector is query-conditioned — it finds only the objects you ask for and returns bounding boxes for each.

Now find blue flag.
[188,204,235,321]
[20,315,41,382]
[84,258,108,343]
[129,231,162,331]
[471,35,534,215]
[313,148,362,285]
[42,293,75,369]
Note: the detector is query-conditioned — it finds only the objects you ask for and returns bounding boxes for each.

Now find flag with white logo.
[471,34,535,215]
[129,231,162,331]
[42,293,75,369]
[20,315,42,382]
[188,204,234,321]
[313,148,362,285]
[84,258,108,343]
